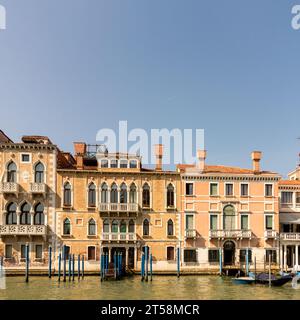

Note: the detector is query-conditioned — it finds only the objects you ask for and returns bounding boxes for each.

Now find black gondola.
[255,273,293,286]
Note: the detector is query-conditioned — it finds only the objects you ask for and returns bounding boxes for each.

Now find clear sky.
[0,0,299,176]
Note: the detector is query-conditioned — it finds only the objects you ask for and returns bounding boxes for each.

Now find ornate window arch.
[101,182,108,203]
[128,219,135,233]
[88,182,96,207]
[120,183,127,204]
[34,203,44,225]
[88,218,96,235]
[6,202,17,225]
[7,161,17,183]
[34,162,44,183]
[63,218,71,235]
[142,183,150,208]
[103,219,109,233]
[143,219,150,236]
[120,220,127,233]
[167,183,175,207]
[111,219,118,233]
[167,219,174,236]
[63,182,72,206]
[223,205,236,230]
[20,202,31,225]
[110,183,118,203]
[129,183,137,203]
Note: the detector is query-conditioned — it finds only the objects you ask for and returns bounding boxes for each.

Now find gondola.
[255,273,293,286]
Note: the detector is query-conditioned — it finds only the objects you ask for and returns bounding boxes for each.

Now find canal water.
[0,276,300,300]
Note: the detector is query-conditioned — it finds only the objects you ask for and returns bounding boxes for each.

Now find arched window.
[7,162,17,183]
[142,183,150,208]
[103,219,109,233]
[88,218,96,235]
[167,184,175,207]
[88,183,96,207]
[20,203,31,225]
[120,183,127,204]
[34,162,44,183]
[129,160,137,168]
[143,219,150,236]
[120,220,126,233]
[167,219,174,236]
[223,205,236,230]
[110,183,118,203]
[111,219,118,233]
[63,182,71,206]
[63,218,71,235]
[34,203,44,225]
[6,203,17,225]
[129,183,137,203]
[128,219,135,233]
[101,183,108,203]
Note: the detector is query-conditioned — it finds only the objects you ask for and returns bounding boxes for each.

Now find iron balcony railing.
[280,233,300,241]
[99,203,139,212]
[209,229,252,239]
[0,182,19,193]
[101,232,136,241]
[0,225,47,236]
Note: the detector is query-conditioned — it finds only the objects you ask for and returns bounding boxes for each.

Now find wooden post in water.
[141,253,145,281]
[58,253,61,282]
[177,247,180,278]
[63,245,67,282]
[145,246,149,282]
[113,252,117,280]
[25,244,29,283]
[72,254,75,281]
[150,253,153,281]
[100,254,103,281]
[82,255,84,279]
[246,248,249,276]
[264,254,266,273]
[254,256,257,283]
[68,254,71,281]
[269,253,271,287]
[78,254,81,281]
[48,246,52,278]
[219,248,222,276]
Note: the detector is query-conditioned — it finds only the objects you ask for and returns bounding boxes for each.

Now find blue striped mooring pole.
[58,252,61,282]
[82,255,84,279]
[78,254,81,280]
[219,248,222,276]
[48,246,52,278]
[63,245,67,282]
[177,247,180,278]
[72,254,75,281]
[141,253,145,281]
[150,253,153,281]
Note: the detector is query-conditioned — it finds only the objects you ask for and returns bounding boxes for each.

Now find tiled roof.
[0,130,13,143]
[279,180,300,185]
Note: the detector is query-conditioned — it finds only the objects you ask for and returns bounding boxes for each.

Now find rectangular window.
[35,245,43,259]
[185,183,194,196]
[210,215,218,230]
[21,244,27,259]
[63,246,70,260]
[129,160,137,168]
[282,224,290,232]
[265,249,277,263]
[265,215,273,230]
[21,154,30,162]
[186,215,194,230]
[101,159,108,168]
[265,184,273,197]
[241,215,249,230]
[184,249,197,263]
[210,183,218,196]
[5,244,12,259]
[88,246,96,260]
[241,184,249,197]
[120,160,128,168]
[208,249,219,263]
[281,192,293,204]
[110,159,118,168]
[239,249,252,263]
[225,183,234,196]
[167,247,175,261]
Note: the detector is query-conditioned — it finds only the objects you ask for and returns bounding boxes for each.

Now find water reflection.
[0,276,299,300]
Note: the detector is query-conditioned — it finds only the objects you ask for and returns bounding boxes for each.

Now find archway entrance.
[223,241,235,265]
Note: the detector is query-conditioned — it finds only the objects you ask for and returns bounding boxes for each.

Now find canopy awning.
[280,214,300,224]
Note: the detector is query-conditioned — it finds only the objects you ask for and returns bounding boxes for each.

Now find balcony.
[30,183,46,194]
[0,225,47,236]
[185,229,197,239]
[209,229,252,239]
[264,230,278,239]
[0,182,19,194]
[101,232,136,242]
[99,203,139,213]
[280,233,300,241]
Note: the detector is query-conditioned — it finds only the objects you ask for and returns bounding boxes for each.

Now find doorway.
[223,241,235,265]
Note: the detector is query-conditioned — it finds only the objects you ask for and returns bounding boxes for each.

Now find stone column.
[284,245,287,271]
[293,192,297,209]
[108,247,112,263]
[16,211,21,225]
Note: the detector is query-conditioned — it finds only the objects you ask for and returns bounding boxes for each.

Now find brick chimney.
[197,150,207,172]
[251,151,262,173]
[74,142,86,169]
[155,144,163,171]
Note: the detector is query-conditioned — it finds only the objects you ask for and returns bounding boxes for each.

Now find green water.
[0,276,300,300]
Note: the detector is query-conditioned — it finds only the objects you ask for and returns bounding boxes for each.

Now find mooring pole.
[254,256,257,283]
[269,253,271,287]
[219,248,222,276]
[246,248,249,276]
[141,253,145,281]
[68,254,71,281]
[177,247,180,278]
[48,246,52,278]
[114,252,117,280]
[58,252,61,282]
[72,254,75,281]
[82,255,84,279]
[63,245,67,282]
[145,246,149,282]
[78,254,81,281]
[25,244,29,283]
[150,253,153,281]
[100,254,103,281]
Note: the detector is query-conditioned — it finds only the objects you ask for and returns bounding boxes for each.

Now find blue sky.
[0,0,299,176]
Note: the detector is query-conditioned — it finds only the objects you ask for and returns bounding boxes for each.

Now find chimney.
[197,150,207,172]
[74,142,86,169]
[155,144,163,171]
[251,151,262,173]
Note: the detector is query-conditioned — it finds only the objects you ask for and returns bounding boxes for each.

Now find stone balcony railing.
[209,229,252,239]
[99,203,139,213]
[185,229,197,239]
[264,230,278,239]
[101,232,136,241]
[0,182,19,194]
[0,225,47,236]
[30,183,46,194]
[280,233,300,241]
